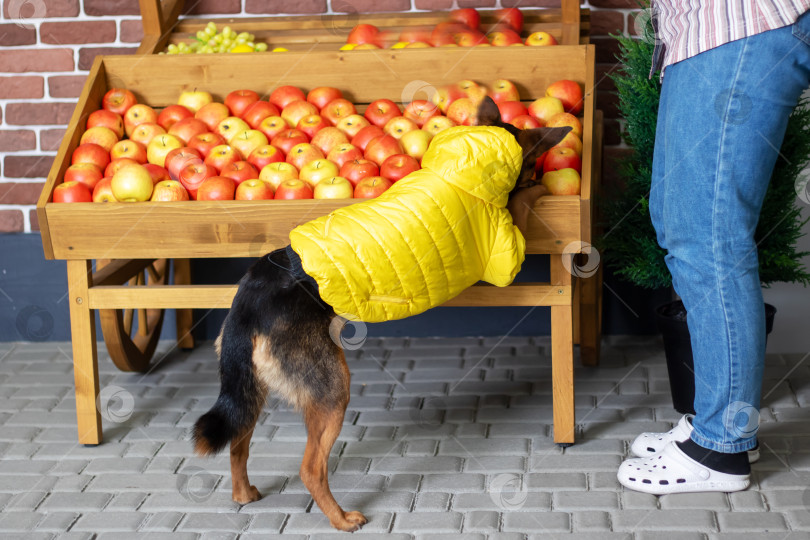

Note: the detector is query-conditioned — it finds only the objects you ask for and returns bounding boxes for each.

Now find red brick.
[595,64,618,93]
[0,130,36,152]
[415,0,452,9]
[588,0,637,8]
[0,210,24,233]
[41,21,117,44]
[0,76,44,99]
[119,19,144,43]
[6,103,76,126]
[83,0,139,16]
[0,182,44,204]
[29,209,39,231]
[41,129,66,152]
[457,0,496,7]
[246,0,327,14]
[603,118,622,146]
[2,0,78,18]
[590,9,625,36]
[183,0,241,14]
[501,0,557,6]
[593,36,622,64]
[78,46,137,71]
[4,155,54,179]
[0,23,36,46]
[597,90,619,119]
[333,0,410,12]
[48,75,87,98]
[0,49,74,73]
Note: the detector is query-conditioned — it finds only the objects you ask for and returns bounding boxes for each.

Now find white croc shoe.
[630,415,760,463]
[618,441,751,495]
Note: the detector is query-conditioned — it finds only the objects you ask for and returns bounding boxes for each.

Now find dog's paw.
[332,511,367,532]
[232,485,262,505]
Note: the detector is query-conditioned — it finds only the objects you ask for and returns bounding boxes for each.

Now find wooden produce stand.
[39,3,602,448]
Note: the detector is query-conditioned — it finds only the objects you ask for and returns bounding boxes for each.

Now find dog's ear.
[517,126,573,163]
[475,96,502,126]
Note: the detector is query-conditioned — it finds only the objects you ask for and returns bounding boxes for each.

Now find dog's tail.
[193,311,264,456]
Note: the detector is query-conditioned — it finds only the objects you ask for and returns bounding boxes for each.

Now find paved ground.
[0,336,808,539]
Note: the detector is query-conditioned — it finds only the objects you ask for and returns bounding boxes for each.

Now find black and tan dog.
[193,97,571,532]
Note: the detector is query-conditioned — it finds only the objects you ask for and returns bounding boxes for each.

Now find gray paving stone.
[284,511,393,533]
[36,511,79,531]
[141,511,184,532]
[464,456,525,473]
[787,510,810,530]
[710,534,810,540]
[526,472,587,491]
[105,492,148,511]
[0,512,43,531]
[660,492,730,510]
[421,473,485,492]
[284,473,384,493]
[572,510,611,531]
[415,535,485,540]
[385,473,422,492]
[635,533,708,540]
[413,491,450,511]
[530,454,622,472]
[393,511,463,533]
[39,491,113,512]
[462,510,500,532]
[370,456,462,474]
[620,491,660,509]
[405,439,439,456]
[501,511,570,532]
[179,512,251,532]
[553,490,618,510]
[3,491,48,512]
[72,511,148,532]
[232,493,312,514]
[454,492,550,512]
[717,511,788,531]
[439,438,529,456]
[613,510,717,532]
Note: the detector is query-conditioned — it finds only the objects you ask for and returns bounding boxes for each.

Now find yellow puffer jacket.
[289,125,526,322]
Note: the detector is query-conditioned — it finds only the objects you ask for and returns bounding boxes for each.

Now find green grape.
[167,43,178,53]
[237,32,250,41]
[196,30,207,41]
[222,38,233,48]
[222,26,232,37]
[248,34,255,41]
[246,41,255,48]
[235,37,247,45]
[254,42,268,52]
[214,34,223,43]
[206,21,216,31]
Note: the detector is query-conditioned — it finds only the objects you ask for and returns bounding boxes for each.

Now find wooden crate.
[38,46,601,446]
[137,0,589,55]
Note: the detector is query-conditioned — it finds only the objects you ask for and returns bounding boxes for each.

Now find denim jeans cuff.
[691,432,758,454]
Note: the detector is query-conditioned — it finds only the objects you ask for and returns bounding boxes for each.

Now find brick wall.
[0,0,636,233]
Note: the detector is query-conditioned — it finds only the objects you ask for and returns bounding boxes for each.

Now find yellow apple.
[541,167,581,196]
[178,90,213,113]
[146,134,183,168]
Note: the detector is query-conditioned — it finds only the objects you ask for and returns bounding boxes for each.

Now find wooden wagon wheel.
[98,258,169,372]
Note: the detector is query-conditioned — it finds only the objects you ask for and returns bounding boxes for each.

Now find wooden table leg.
[173,258,195,350]
[550,254,575,445]
[66,259,102,445]
[579,262,603,367]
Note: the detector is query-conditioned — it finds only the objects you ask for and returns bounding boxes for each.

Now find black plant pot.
[655,300,777,415]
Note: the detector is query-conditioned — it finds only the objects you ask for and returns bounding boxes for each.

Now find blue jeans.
[650,11,810,453]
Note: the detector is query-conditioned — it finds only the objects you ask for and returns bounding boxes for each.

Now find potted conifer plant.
[601,10,810,414]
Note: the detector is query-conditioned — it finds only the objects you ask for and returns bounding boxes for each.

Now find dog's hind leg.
[299,352,367,532]
[230,426,261,504]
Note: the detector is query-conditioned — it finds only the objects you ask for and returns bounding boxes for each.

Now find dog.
[193,96,571,531]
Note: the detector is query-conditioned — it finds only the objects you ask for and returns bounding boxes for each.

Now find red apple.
[384,116,419,139]
[543,146,582,174]
[105,158,139,178]
[546,79,584,116]
[488,28,522,46]
[102,88,137,116]
[431,21,468,46]
[188,132,226,158]
[364,134,403,167]
[129,123,166,147]
[449,8,480,30]
[248,144,284,170]
[453,30,488,47]
[195,102,230,132]
[307,87,343,110]
[110,139,148,164]
[525,31,558,46]
[269,85,307,110]
[446,98,477,126]
[179,161,217,199]
[54,180,92,203]
[64,163,103,190]
[274,178,313,200]
[381,153,420,182]
[286,143,324,171]
[143,163,170,184]
[197,175,236,201]
[165,147,203,180]
[150,179,189,201]
[72,142,110,170]
[489,79,521,103]
[260,161,298,190]
[335,114,370,138]
[157,104,193,130]
[350,125,385,152]
[398,26,433,44]
[327,143,363,168]
[168,117,209,144]
[495,7,523,32]
[80,126,118,153]
[347,23,380,45]
[528,96,565,125]
[220,160,259,186]
[321,98,357,126]
[215,117,250,143]
[546,112,583,139]
[403,100,440,127]
[554,132,583,156]
[124,103,158,137]
[364,99,403,128]
[205,144,242,172]
[456,80,488,103]
[235,178,274,200]
[497,101,529,123]
[111,163,153,202]
[297,114,330,139]
[86,109,124,139]
[510,115,542,129]
[432,85,466,113]
[271,128,310,155]
[92,177,117,202]
[241,101,281,129]
[258,116,290,141]
[225,89,260,117]
[354,176,392,199]
[340,158,379,187]
[282,100,319,129]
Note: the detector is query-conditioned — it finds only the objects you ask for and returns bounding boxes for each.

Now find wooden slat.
[549,254,575,444]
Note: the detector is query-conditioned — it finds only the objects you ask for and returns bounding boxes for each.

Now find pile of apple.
[342,7,559,50]
[53,76,584,203]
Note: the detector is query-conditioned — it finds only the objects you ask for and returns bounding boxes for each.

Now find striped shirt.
[650,0,810,76]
